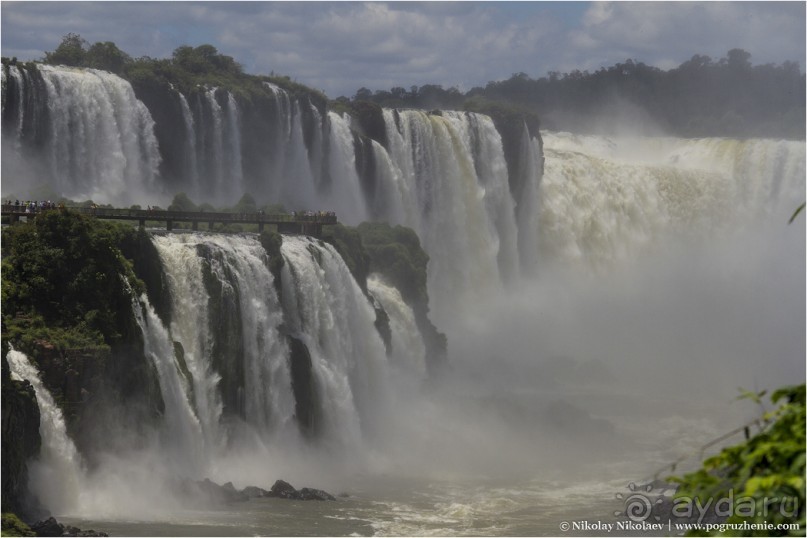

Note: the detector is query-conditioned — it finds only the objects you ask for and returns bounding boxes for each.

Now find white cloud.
[0,1,803,98]
[567,2,805,71]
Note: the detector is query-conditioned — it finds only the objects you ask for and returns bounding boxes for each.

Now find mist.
[3,58,804,535]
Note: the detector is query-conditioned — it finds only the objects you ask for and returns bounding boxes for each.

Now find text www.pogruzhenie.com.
[558,520,801,533]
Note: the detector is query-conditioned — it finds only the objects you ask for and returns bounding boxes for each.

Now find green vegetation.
[321,221,429,305]
[349,49,804,140]
[28,34,806,140]
[1,210,144,353]
[1,513,36,537]
[39,33,329,107]
[671,384,806,535]
[355,222,429,308]
[321,224,370,292]
[322,221,446,371]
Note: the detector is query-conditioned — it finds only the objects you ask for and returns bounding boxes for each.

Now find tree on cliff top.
[43,33,130,74]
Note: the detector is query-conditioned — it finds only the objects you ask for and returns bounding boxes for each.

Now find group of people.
[291,210,336,218]
[7,200,61,213]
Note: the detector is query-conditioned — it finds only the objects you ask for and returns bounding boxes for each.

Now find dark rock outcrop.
[267,479,335,501]
[287,336,320,438]
[241,485,270,498]
[195,478,250,504]
[1,351,42,519]
[30,517,108,537]
[298,487,337,501]
[268,479,299,499]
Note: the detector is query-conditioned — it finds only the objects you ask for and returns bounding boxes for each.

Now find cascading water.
[3,62,804,534]
[261,82,319,210]
[224,92,244,194]
[323,112,369,223]
[148,232,400,454]
[203,88,225,199]
[177,91,200,194]
[152,234,226,452]
[279,235,390,448]
[538,131,806,270]
[131,294,206,476]
[3,65,27,151]
[367,275,427,376]
[6,348,85,514]
[514,123,543,273]
[1,66,539,321]
[445,111,520,282]
[379,109,512,324]
[6,65,160,204]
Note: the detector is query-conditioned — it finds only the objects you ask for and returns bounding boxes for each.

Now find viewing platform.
[1,204,337,236]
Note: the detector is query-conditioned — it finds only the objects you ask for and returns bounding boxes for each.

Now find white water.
[3,64,805,533]
[152,234,225,454]
[4,65,26,151]
[380,109,510,325]
[143,232,404,460]
[6,348,85,514]
[324,112,369,223]
[176,91,200,195]
[538,131,805,271]
[367,275,427,376]
[224,92,244,194]
[280,235,390,449]
[204,88,226,200]
[131,294,205,476]
[35,65,160,204]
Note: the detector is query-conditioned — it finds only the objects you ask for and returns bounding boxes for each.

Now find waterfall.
[323,112,369,223]
[444,111,521,282]
[131,294,206,475]
[263,82,319,210]
[4,65,26,150]
[1,68,538,316]
[204,88,226,199]
[379,109,509,324]
[224,92,244,194]
[151,233,296,442]
[280,235,389,448]
[35,65,160,204]
[515,124,543,273]
[152,234,226,451]
[6,348,85,514]
[538,131,806,270]
[6,65,801,324]
[368,275,427,375]
[177,91,200,195]
[368,139,407,224]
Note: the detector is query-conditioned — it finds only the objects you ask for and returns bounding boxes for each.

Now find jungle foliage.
[40,34,328,108]
[349,49,804,140]
[1,210,144,351]
[670,384,806,536]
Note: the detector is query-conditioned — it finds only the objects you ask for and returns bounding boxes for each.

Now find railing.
[1,204,338,225]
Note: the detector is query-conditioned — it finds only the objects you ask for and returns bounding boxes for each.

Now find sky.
[1,1,804,98]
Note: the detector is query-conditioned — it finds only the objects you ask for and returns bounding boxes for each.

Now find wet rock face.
[30,516,109,537]
[1,356,42,518]
[267,479,336,501]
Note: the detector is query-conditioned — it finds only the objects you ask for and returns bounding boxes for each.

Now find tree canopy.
[36,34,806,140]
[44,33,131,74]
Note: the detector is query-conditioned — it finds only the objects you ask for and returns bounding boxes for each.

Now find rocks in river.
[171,477,335,505]
[30,517,108,537]
[31,517,63,537]
[194,478,250,504]
[241,485,270,498]
[267,479,336,501]
[298,487,337,501]
[268,479,299,499]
